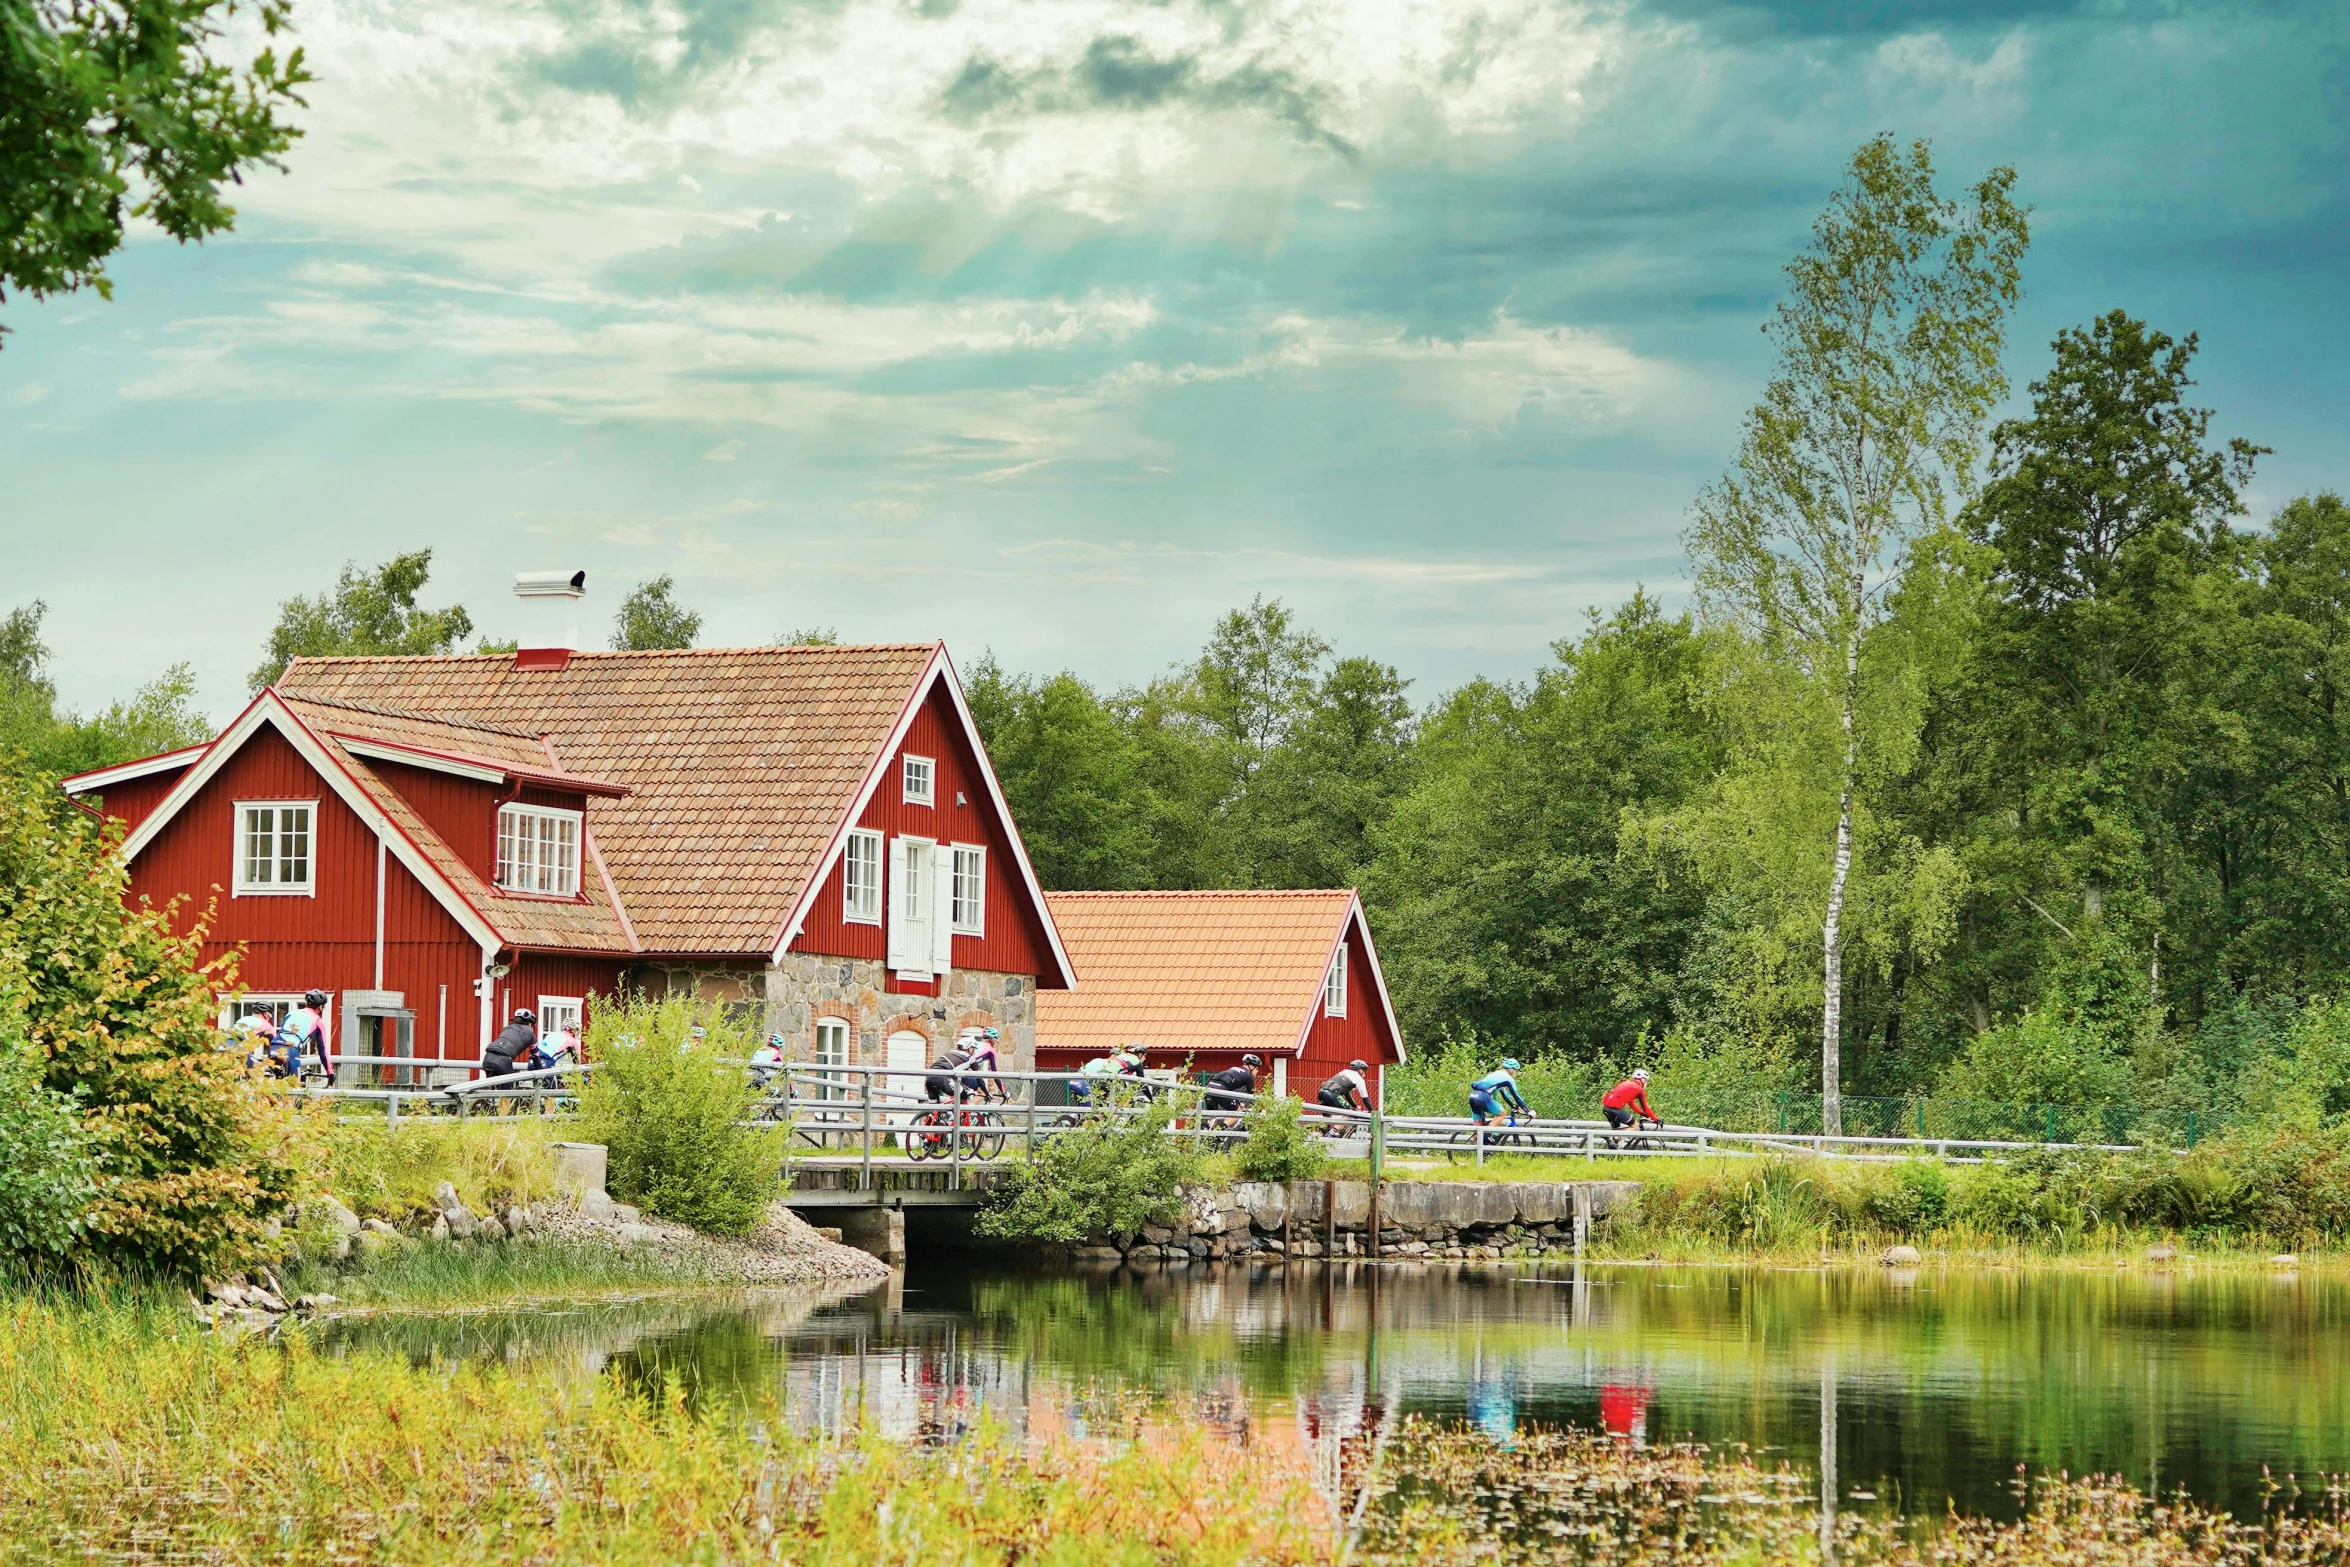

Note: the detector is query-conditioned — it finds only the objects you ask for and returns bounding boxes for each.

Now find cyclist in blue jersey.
[1468,1059,1532,1125]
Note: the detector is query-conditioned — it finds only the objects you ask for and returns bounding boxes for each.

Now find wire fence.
[1610,1091,2239,1148]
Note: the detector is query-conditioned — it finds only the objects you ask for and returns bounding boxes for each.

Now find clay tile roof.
[280,696,563,774]
[1036,890,1359,1059]
[276,645,939,954]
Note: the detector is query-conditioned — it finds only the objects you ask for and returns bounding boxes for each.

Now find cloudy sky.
[5,0,2345,720]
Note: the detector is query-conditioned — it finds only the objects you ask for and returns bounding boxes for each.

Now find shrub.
[1862,1159,1951,1232]
[978,1086,1207,1244]
[0,761,311,1279]
[578,994,784,1237]
[1233,1094,1326,1183]
[0,1036,98,1261]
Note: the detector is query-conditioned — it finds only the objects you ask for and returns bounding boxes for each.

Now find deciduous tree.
[250,550,473,690]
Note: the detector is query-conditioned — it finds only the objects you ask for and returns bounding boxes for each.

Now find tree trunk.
[1821,617,1859,1139]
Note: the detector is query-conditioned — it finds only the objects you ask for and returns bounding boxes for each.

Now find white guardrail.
[297,1059,2152,1186]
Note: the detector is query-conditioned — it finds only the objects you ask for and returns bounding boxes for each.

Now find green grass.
[280,1235,739,1309]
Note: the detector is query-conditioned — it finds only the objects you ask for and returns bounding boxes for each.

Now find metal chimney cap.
[515,570,586,598]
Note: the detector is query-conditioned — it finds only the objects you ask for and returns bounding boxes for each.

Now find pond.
[324,1259,2350,1523]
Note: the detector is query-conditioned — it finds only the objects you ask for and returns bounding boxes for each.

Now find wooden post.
[1324,1178,1336,1262]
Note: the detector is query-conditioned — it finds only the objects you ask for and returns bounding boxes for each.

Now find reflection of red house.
[62,643,1072,1075]
[1035,890,1404,1105]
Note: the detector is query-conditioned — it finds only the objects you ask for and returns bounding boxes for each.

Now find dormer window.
[497,804,580,896]
[902,754,935,806]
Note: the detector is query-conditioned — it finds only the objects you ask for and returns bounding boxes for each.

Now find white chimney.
[514,570,586,668]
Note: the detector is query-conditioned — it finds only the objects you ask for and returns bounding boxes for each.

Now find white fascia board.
[119,693,505,954]
[770,645,1078,990]
[1350,892,1407,1065]
[336,738,507,785]
[771,647,1076,987]
[60,744,208,794]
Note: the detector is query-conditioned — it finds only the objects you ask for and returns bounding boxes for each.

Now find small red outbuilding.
[1034,889,1405,1106]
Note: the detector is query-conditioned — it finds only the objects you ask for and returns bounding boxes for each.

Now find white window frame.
[950,843,987,937]
[537,996,583,1042]
[218,992,306,1031]
[901,753,935,806]
[842,828,883,925]
[495,803,583,897]
[232,800,316,897]
[813,1016,853,1104]
[1324,943,1349,1018]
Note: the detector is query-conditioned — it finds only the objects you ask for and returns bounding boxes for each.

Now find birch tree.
[1684,136,2027,1131]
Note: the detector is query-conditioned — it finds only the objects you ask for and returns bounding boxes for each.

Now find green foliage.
[0,1036,98,1260]
[976,1087,1207,1244]
[321,1118,560,1223]
[0,602,209,780]
[610,574,702,651]
[250,550,474,692]
[0,761,310,1278]
[1232,1093,1325,1183]
[577,995,783,1237]
[0,0,309,337]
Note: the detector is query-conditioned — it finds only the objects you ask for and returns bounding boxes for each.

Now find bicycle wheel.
[906,1111,945,1161]
[976,1109,1006,1160]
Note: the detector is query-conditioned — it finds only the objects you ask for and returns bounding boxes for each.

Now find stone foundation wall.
[1068,1179,1642,1265]
[761,954,1037,1071]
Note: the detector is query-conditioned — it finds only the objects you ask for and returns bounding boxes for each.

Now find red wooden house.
[64,640,1075,1081]
[1034,890,1405,1105]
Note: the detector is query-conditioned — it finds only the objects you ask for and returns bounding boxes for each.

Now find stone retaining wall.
[1070,1179,1641,1264]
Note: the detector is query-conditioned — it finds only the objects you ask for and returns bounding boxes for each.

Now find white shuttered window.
[1324,943,1348,1017]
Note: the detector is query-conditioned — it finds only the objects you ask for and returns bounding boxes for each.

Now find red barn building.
[1034,890,1405,1105]
[64,642,1075,1079]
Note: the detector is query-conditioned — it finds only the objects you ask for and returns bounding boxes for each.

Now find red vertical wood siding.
[86,769,192,836]
[500,953,627,1046]
[368,759,500,883]
[1296,919,1399,1106]
[789,682,1053,980]
[113,722,491,1062]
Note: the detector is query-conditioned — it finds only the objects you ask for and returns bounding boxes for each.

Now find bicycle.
[906,1092,1008,1161]
[1450,1110,1538,1160]
[1605,1114,1664,1153]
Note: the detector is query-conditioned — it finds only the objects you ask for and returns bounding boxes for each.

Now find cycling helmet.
[983,1027,1001,1041]
[303,988,328,1008]
[511,1007,536,1023]
[1241,1053,1263,1068]
[1501,1058,1521,1071]
[1632,1068,1651,1081]
[765,1033,786,1048]
[1349,1059,1368,1072]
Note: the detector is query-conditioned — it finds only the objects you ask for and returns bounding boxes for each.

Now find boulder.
[1233,1183,1288,1231]
[616,1223,663,1247]
[579,1189,616,1221]
[432,1181,465,1216]
[1139,1224,1176,1247]
[504,1206,529,1236]
[1435,1183,1484,1232]
[205,1281,250,1308]
[1287,1182,1326,1226]
[429,1214,451,1243]
[360,1218,397,1237]
[445,1206,480,1241]
[305,1196,363,1236]
[1881,1245,1923,1267]
[477,1214,507,1241]
[355,1229,398,1260]
[611,1203,642,1225]
[1072,1246,1123,1263]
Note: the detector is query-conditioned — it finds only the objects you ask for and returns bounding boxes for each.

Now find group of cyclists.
[228,989,336,1081]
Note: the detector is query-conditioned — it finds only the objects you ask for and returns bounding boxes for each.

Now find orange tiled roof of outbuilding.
[1036,889,1402,1062]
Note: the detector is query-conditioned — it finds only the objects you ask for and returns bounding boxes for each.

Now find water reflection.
[323,1260,2350,1520]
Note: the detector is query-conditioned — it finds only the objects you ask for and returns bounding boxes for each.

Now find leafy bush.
[1233,1094,1326,1183]
[578,994,784,1237]
[1862,1159,1951,1231]
[0,1037,98,1261]
[977,1086,1207,1244]
[0,762,312,1279]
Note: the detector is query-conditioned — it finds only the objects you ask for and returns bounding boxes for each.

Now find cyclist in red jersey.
[1601,1069,1656,1132]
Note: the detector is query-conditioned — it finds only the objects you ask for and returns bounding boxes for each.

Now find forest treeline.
[969,347,2350,1111]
